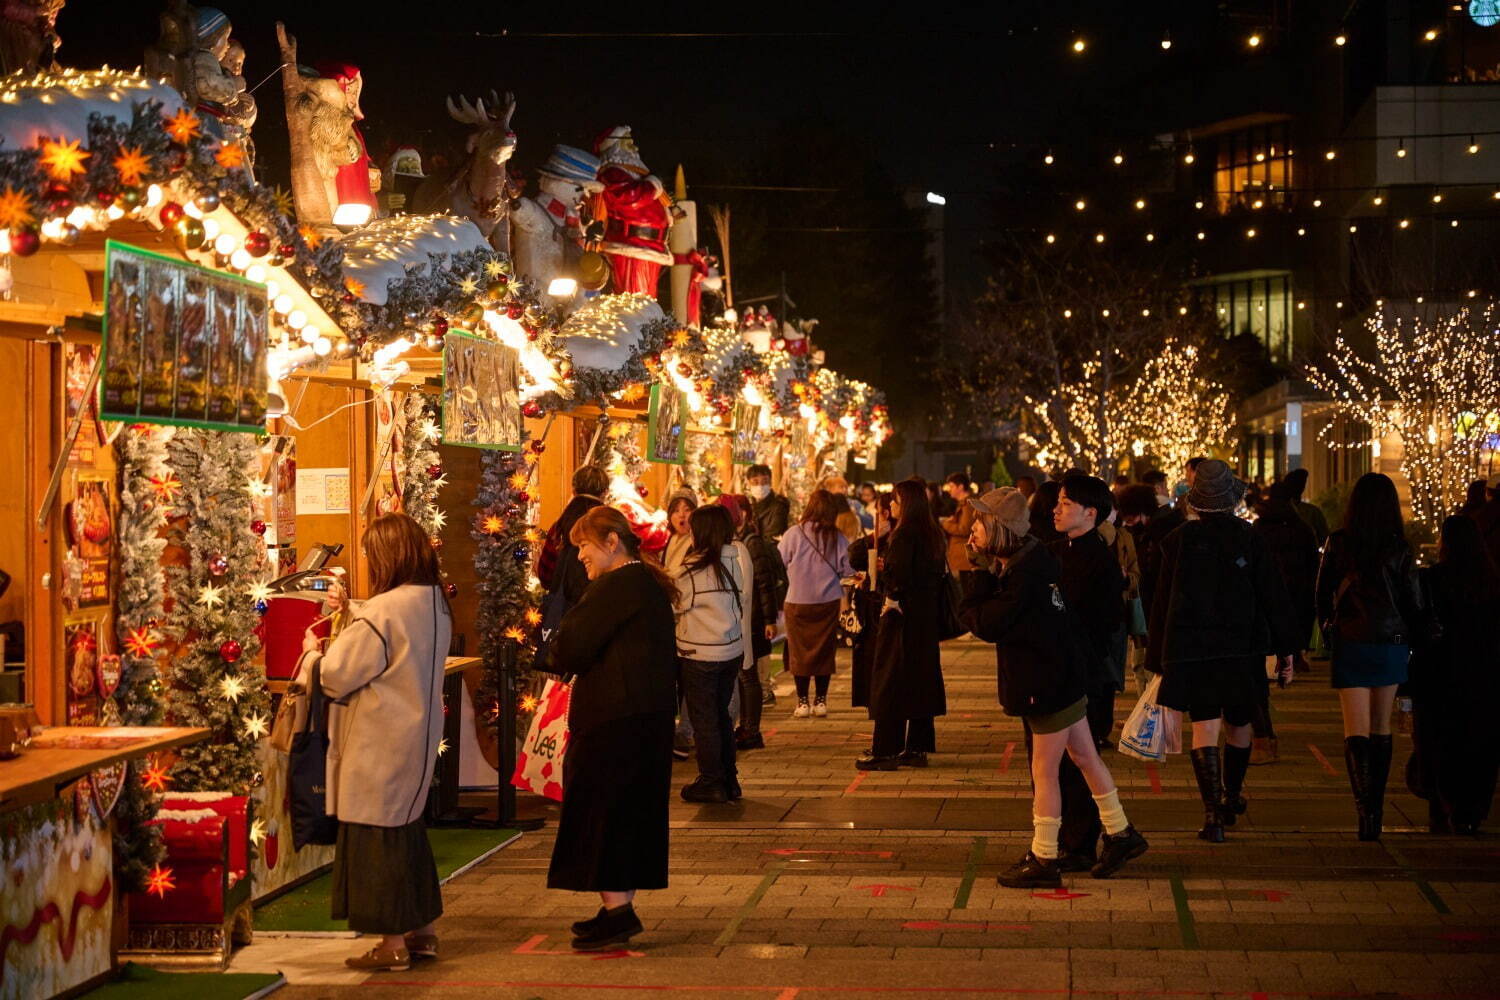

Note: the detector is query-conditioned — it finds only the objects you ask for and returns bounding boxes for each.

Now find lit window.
[1212,120,1294,214]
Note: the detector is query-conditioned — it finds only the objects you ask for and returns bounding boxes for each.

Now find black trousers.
[1023,705,1110,860]
[873,716,936,757]
[680,656,741,787]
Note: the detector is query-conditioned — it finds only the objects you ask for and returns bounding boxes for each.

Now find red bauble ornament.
[277,242,296,258]
[243,231,271,257]
[219,639,243,663]
[506,304,524,319]
[426,463,443,480]
[158,201,184,224]
[341,292,357,305]
[250,519,268,536]
[9,228,40,257]
[207,553,230,576]
[445,582,458,598]
[521,400,542,419]
[637,485,649,498]
[96,189,116,206]
[516,491,530,504]
[432,316,449,336]
[525,326,539,341]
[529,440,545,454]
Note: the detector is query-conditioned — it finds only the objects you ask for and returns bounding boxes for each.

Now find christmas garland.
[161,430,270,798]
[399,392,445,539]
[110,425,171,893]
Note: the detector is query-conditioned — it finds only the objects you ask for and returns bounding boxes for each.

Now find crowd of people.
[294,455,1500,966]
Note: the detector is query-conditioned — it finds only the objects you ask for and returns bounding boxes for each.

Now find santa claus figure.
[593,127,674,296]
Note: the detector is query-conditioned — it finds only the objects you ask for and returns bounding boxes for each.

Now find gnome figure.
[511,144,603,289]
[593,127,674,296]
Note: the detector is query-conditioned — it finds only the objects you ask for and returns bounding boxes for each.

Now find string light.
[1396,139,1407,158]
[1183,149,1196,165]
[1246,227,1257,238]
[1423,28,1439,41]
[1247,33,1262,48]
[1399,219,1410,229]
[1373,193,1384,205]
[1044,150,1054,165]
[1134,198,1146,210]
[1113,151,1124,165]
[1160,32,1172,50]
[1469,136,1480,154]
[1432,191,1444,203]
[1325,149,1337,160]
[1335,33,1347,46]
[1072,37,1086,53]
[1074,199,1087,211]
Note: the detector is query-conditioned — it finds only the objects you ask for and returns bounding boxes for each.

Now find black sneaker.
[1055,852,1095,873]
[681,779,729,803]
[727,776,743,801]
[897,750,929,768]
[1091,826,1148,879]
[571,904,643,951]
[736,730,765,750]
[570,906,607,936]
[997,851,1062,889]
[854,753,900,771]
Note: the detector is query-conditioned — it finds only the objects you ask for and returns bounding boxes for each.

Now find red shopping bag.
[510,678,571,801]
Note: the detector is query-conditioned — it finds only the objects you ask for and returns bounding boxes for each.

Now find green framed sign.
[647,381,685,465]
[441,328,522,451]
[100,239,268,433]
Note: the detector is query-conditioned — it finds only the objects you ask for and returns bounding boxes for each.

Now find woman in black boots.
[1411,515,1500,833]
[1316,473,1424,841]
[1147,460,1298,843]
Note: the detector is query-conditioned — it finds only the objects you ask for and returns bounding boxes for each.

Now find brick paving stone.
[260,640,1499,999]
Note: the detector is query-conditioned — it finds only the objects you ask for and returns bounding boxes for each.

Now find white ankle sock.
[1031,815,1062,859]
[1093,789,1129,835]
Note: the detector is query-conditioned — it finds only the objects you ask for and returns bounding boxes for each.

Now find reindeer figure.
[412,91,517,253]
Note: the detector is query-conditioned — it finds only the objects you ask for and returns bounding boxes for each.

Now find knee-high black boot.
[1190,747,1225,843]
[1365,734,1393,841]
[1222,744,1251,826]
[1344,735,1371,837]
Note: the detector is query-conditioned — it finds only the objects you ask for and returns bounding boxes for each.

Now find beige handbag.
[270,650,318,754]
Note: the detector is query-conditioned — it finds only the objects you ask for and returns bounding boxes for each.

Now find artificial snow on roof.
[336,213,491,306]
[0,67,187,151]
[557,293,667,371]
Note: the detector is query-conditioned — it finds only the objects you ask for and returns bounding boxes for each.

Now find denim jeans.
[680,656,741,788]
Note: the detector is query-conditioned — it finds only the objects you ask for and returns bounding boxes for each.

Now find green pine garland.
[471,444,541,726]
[162,430,270,797]
[109,425,170,893]
[400,392,445,538]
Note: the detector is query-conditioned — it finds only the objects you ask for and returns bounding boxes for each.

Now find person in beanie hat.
[1147,459,1300,843]
[960,488,1147,887]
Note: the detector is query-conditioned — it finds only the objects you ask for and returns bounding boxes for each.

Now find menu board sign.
[100,240,269,432]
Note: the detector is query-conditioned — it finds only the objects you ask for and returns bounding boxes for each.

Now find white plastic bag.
[1119,673,1170,762]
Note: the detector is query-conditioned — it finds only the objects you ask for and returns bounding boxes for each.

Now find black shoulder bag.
[288,660,339,849]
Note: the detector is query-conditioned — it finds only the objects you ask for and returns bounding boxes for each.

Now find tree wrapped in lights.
[162,430,271,796]
[111,426,172,892]
[1307,304,1500,529]
[1018,355,1132,475]
[1123,339,1235,474]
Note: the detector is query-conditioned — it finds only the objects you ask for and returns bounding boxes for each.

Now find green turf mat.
[254,827,518,932]
[84,962,280,999]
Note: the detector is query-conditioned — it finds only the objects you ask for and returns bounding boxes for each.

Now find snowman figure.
[511,145,603,291]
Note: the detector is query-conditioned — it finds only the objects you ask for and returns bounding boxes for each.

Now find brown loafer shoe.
[404,933,438,959]
[345,945,410,971]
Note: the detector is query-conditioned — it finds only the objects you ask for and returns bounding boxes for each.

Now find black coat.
[1315,530,1424,646]
[1146,513,1300,672]
[868,529,948,721]
[752,492,791,541]
[960,539,1087,718]
[1250,501,1319,646]
[848,533,884,709]
[1139,504,1186,618]
[738,526,786,659]
[1048,530,1125,687]
[550,562,678,735]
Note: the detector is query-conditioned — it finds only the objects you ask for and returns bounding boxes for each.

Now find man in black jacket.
[1047,473,1126,869]
[746,463,790,541]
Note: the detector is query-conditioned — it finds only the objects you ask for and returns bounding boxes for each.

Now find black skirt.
[331,818,442,934]
[1158,655,1262,714]
[547,710,673,892]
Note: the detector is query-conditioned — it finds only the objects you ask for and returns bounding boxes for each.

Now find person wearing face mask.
[547,507,679,951]
[746,464,791,542]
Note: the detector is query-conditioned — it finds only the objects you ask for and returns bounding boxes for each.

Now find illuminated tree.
[1306,304,1500,529]
[1123,339,1235,474]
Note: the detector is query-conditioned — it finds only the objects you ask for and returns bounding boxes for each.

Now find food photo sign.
[100,241,268,432]
[441,329,523,451]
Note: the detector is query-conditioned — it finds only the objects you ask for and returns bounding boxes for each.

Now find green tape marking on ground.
[953,836,987,909]
[1169,874,1199,949]
[1384,842,1451,915]
[715,860,787,947]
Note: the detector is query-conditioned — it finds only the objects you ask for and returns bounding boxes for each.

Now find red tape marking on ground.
[902,920,1033,932]
[513,934,640,960]
[997,742,1015,774]
[762,728,778,740]
[1252,889,1292,902]
[764,849,895,859]
[1146,763,1163,795]
[775,990,800,1000]
[855,884,916,898]
[1306,742,1339,776]
[1029,888,1089,900]
[843,771,868,796]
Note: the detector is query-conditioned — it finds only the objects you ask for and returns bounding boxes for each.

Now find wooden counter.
[444,655,482,675]
[0,725,209,814]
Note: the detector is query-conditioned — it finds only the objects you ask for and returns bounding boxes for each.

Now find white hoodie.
[673,542,753,665]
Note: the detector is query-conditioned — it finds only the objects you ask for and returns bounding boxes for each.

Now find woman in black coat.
[859,480,947,770]
[1148,461,1298,844]
[960,487,1146,889]
[1410,515,1500,834]
[547,507,679,952]
[1315,472,1425,840]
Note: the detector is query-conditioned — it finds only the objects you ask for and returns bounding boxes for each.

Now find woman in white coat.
[301,512,452,972]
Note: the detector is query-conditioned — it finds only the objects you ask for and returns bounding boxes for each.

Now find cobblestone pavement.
[274,640,1500,999]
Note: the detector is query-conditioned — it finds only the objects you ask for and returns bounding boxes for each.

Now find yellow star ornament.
[163,107,201,144]
[39,138,90,181]
[0,187,35,229]
[113,146,152,186]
